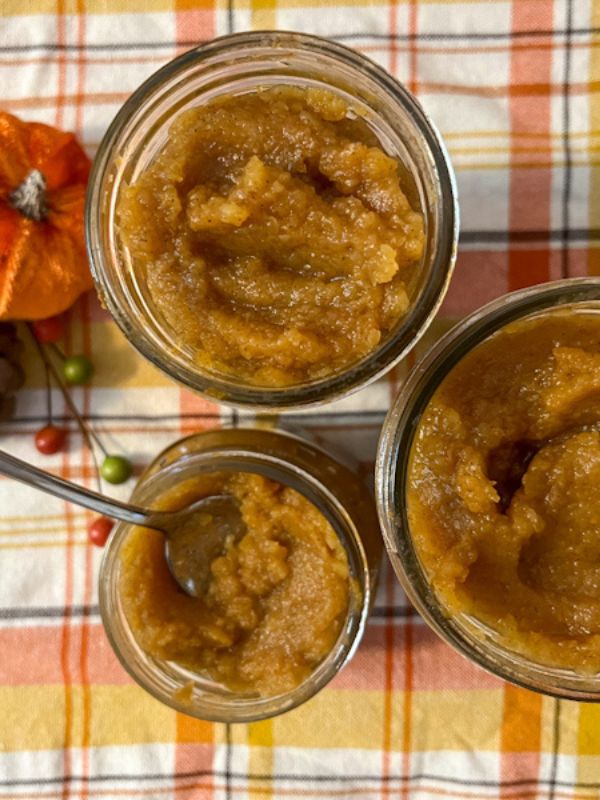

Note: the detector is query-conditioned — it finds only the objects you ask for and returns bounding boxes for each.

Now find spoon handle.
[0,449,149,526]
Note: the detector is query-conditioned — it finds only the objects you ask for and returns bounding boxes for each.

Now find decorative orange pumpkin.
[0,111,92,320]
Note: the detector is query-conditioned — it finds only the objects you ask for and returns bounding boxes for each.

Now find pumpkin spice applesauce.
[117,86,425,386]
[119,471,350,696]
[408,312,600,671]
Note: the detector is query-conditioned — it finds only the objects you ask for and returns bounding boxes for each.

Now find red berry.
[32,316,64,343]
[34,425,67,455]
[88,516,114,547]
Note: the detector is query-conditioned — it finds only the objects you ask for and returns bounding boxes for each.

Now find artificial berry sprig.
[32,315,95,386]
[31,315,64,344]
[63,354,94,385]
[35,424,67,455]
[33,350,68,455]
[28,316,132,546]
[88,515,114,546]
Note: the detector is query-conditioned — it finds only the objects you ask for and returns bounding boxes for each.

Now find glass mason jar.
[99,426,382,722]
[376,278,600,701]
[86,30,458,409]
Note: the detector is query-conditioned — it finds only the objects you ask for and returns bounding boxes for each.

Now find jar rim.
[85,30,459,410]
[375,277,600,701]
[99,428,373,721]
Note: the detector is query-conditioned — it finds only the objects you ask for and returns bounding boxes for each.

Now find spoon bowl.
[0,449,245,596]
[159,495,245,596]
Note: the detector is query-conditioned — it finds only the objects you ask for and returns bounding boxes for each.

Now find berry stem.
[48,342,66,362]
[42,338,106,455]
[44,360,52,425]
[28,326,106,490]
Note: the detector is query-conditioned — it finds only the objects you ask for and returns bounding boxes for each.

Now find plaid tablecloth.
[1,1,600,798]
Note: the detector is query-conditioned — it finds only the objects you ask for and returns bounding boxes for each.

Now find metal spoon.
[0,449,245,597]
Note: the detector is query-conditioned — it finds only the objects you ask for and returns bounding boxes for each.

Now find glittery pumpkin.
[0,111,92,320]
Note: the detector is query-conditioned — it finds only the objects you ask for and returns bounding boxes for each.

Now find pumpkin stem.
[9,169,48,222]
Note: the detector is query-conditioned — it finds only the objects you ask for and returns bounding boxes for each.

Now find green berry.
[101,455,132,484]
[63,354,93,385]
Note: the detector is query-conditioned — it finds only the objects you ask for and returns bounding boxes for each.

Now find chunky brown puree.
[117,87,424,386]
[408,312,600,671]
[119,471,350,696]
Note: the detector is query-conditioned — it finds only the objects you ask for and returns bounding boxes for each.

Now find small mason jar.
[376,278,600,701]
[86,30,458,409]
[99,426,382,722]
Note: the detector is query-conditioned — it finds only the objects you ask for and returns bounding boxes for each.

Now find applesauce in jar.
[119,470,350,696]
[408,311,600,672]
[117,86,425,386]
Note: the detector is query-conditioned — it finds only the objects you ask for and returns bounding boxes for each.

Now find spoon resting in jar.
[0,449,244,597]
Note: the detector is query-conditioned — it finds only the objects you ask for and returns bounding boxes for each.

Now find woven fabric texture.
[1,1,600,798]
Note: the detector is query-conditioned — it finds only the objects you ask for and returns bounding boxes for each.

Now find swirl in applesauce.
[408,312,600,671]
[117,86,424,386]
